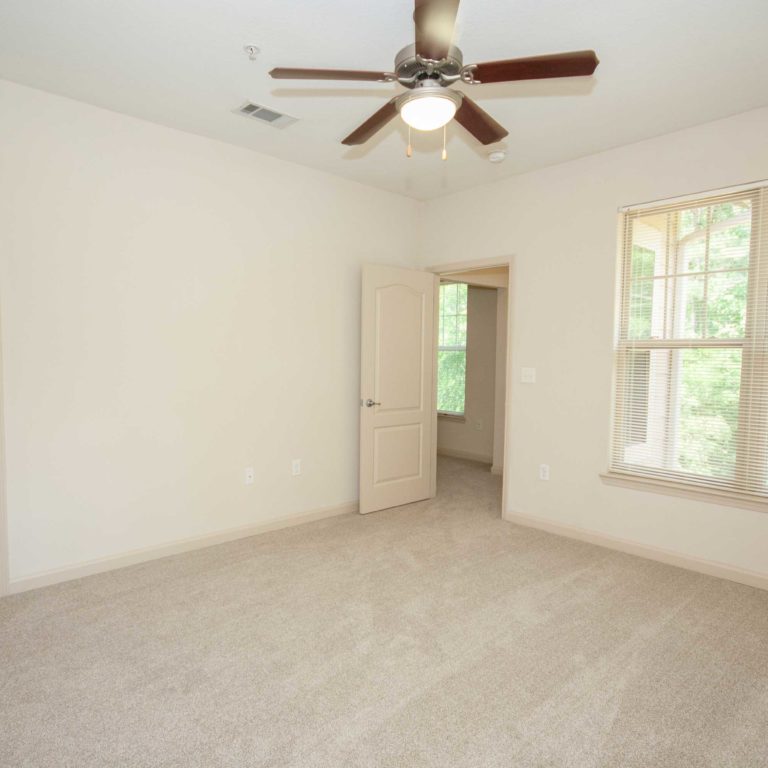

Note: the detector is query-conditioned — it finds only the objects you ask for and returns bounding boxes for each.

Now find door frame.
[426,256,513,518]
[0,311,8,597]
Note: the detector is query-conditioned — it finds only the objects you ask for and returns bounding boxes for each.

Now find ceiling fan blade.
[414,0,460,61]
[454,96,508,145]
[467,50,599,84]
[341,98,399,145]
[270,67,395,82]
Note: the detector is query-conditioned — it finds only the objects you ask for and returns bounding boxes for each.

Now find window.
[437,282,468,414]
[610,185,768,502]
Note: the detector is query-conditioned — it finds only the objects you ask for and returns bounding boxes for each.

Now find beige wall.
[0,80,420,584]
[3,78,768,590]
[419,106,768,578]
[438,286,497,463]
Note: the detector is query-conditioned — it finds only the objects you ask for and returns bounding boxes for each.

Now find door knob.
[364,399,381,407]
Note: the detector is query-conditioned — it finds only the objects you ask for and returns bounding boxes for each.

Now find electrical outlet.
[539,464,550,481]
[292,459,302,476]
[521,367,537,384]
[474,419,483,431]
[244,467,255,485]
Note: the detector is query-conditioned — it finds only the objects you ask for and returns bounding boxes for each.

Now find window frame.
[608,186,768,508]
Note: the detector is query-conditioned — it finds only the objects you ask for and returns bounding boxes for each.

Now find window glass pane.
[630,216,667,277]
[625,351,650,445]
[619,348,742,480]
[677,206,709,240]
[456,284,468,314]
[628,197,753,343]
[442,315,458,346]
[437,351,466,413]
[442,283,458,315]
[438,282,468,413]
[628,279,654,339]
[631,245,656,279]
[708,211,751,270]
[676,348,741,478]
[456,314,467,345]
[438,283,468,345]
[676,203,752,272]
[676,274,706,338]
[707,270,748,338]
[620,348,671,470]
[681,237,706,273]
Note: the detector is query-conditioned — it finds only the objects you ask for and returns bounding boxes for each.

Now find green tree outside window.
[437,283,468,414]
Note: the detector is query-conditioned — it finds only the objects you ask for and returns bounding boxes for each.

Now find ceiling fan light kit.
[398,82,461,131]
[269,0,599,160]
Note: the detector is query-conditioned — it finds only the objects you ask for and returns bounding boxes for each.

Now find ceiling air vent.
[235,102,297,128]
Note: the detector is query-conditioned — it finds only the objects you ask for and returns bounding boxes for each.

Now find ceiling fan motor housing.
[394,43,464,86]
[395,80,463,115]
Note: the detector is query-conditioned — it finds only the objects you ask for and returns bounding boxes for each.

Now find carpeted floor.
[1,456,767,767]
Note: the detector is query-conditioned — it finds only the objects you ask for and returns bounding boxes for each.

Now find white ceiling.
[2,0,767,200]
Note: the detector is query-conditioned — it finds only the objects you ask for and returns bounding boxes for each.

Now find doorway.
[430,260,511,516]
[358,259,511,517]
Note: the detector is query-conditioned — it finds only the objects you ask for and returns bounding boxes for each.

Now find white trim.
[427,256,513,275]
[430,278,439,499]
[600,471,768,513]
[427,256,514,519]
[619,179,768,212]
[7,501,357,595]
[0,308,7,597]
[437,447,493,464]
[438,411,466,422]
[505,510,768,592]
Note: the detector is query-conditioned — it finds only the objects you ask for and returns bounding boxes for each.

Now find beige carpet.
[1,457,767,768]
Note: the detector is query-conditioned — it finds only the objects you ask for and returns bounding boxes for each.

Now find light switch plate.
[521,367,536,384]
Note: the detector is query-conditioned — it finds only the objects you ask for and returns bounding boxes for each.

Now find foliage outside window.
[437,282,468,414]
[611,186,768,502]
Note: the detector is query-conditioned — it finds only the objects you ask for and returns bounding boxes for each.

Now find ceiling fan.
[270,0,599,152]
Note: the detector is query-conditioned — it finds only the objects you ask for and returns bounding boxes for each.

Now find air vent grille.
[236,102,297,128]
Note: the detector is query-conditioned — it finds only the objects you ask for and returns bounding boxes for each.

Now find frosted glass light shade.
[400,94,457,131]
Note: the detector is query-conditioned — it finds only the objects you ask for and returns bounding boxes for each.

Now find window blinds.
[611,185,768,501]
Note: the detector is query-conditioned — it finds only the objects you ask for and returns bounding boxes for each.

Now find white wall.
[418,106,768,578]
[438,286,497,463]
[0,80,420,583]
[3,79,767,590]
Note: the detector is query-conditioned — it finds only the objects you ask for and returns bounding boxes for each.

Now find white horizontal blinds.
[612,186,768,499]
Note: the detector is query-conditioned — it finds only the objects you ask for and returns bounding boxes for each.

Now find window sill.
[438,412,466,423]
[600,471,768,513]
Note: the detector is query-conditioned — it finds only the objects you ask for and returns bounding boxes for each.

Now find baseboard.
[437,448,493,464]
[7,501,357,596]
[504,511,768,592]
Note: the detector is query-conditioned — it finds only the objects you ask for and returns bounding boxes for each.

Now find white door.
[359,264,437,514]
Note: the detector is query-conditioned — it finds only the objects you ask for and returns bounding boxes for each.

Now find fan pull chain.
[441,125,448,161]
[406,126,413,158]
